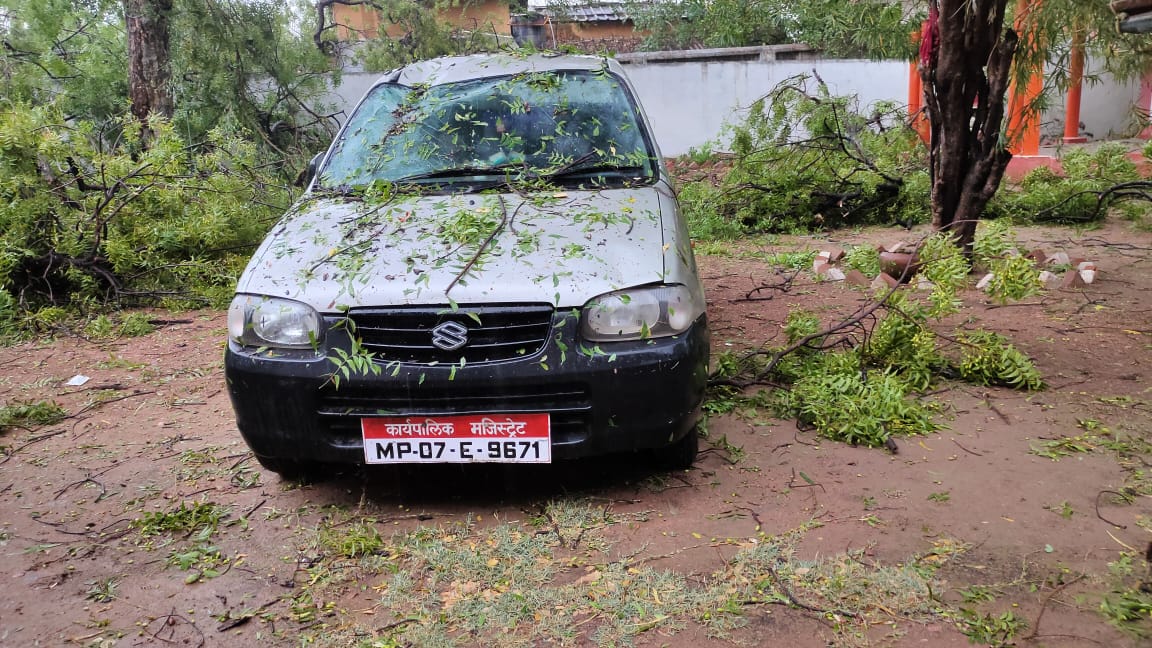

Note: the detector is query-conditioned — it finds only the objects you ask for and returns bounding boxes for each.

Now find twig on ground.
[1022,573,1086,641]
[0,429,67,465]
[1095,490,1130,529]
[755,562,860,619]
[147,610,206,648]
[951,438,984,456]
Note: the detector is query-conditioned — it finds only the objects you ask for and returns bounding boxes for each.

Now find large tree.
[625,0,1151,249]
[1,0,336,153]
[124,0,174,123]
[920,0,1017,254]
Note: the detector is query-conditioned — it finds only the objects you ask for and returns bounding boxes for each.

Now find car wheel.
[655,427,699,471]
[254,454,322,482]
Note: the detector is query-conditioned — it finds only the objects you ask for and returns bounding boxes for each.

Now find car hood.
[237,188,671,311]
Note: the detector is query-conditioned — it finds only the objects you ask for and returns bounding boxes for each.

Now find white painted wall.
[325,56,1148,157]
[1040,58,1146,142]
[617,59,908,156]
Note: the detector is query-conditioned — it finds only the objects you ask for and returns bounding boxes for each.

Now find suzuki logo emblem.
[430,321,469,351]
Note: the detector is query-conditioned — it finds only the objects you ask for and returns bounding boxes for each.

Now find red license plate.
[362,413,551,464]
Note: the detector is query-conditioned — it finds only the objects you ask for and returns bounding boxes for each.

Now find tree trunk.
[921,0,1018,255]
[125,0,174,125]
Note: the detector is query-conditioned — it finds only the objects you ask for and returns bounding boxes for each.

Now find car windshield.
[318,69,658,192]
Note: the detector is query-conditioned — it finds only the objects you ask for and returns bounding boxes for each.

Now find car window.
[319,70,657,191]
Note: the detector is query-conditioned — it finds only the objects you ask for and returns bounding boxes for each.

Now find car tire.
[254,454,322,482]
[655,427,699,471]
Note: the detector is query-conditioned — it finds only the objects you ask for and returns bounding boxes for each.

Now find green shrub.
[785,357,939,446]
[0,103,294,333]
[678,77,929,241]
[989,144,1148,223]
[0,400,67,432]
[842,245,882,278]
[954,331,1045,390]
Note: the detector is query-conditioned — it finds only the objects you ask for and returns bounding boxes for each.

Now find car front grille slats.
[340,304,555,365]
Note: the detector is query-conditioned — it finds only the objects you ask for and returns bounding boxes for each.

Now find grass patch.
[291,501,957,646]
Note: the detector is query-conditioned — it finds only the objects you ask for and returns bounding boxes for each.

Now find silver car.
[224,53,709,478]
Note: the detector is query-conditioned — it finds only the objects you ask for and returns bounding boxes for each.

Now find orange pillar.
[908,26,929,143]
[1008,0,1043,155]
[1063,30,1087,144]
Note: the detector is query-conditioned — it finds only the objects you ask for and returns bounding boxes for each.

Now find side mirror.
[304,152,323,187]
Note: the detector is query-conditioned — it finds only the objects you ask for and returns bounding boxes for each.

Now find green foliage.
[785,357,939,446]
[119,312,156,337]
[917,233,971,317]
[864,293,941,391]
[680,182,743,240]
[353,0,502,72]
[971,220,1018,263]
[169,0,338,155]
[627,0,790,51]
[842,245,881,278]
[684,76,929,237]
[958,608,1028,646]
[133,501,230,538]
[320,521,385,559]
[989,145,1148,223]
[795,1,920,58]
[0,0,128,124]
[82,311,154,339]
[84,577,119,603]
[0,1,336,154]
[783,309,821,344]
[714,226,1046,449]
[0,400,67,432]
[0,297,16,340]
[1100,589,1152,630]
[327,334,382,389]
[986,255,1041,303]
[168,542,229,583]
[970,220,1042,303]
[0,105,293,328]
[954,331,1045,391]
[624,0,918,57]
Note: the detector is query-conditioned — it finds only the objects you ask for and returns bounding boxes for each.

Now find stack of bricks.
[1027,250,1098,289]
[810,244,1098,291]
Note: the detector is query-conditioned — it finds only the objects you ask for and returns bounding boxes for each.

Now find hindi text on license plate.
[362,413,551,464]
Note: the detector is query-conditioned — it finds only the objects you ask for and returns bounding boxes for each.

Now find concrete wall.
[1041,58,1146,142]
[617,58,908,156]
[325,52,1149,157]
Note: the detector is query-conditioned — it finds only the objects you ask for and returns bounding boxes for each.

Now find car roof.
[380,52,626,87]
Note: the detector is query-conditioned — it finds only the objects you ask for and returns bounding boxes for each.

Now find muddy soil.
[1,219,1150,647]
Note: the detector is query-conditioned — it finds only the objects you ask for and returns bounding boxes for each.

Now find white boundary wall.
[617,58,907,156]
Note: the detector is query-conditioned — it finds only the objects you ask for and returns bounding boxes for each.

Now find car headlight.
[581,284,704,341]
[228,295,322,349]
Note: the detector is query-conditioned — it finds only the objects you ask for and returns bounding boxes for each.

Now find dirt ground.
[1,218,1151,647]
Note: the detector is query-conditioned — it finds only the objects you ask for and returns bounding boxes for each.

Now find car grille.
[342,304,555,365]
[317,382,592,447]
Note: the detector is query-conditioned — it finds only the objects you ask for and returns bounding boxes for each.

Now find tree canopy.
[1,0,337,152]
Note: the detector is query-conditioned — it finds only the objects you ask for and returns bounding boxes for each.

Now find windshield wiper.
[393,163,527,184]
[537,164,649,183]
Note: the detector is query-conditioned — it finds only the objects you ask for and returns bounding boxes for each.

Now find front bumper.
[224,313,709,465]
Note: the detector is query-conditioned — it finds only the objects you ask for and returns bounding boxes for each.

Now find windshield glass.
[319,69,658,191]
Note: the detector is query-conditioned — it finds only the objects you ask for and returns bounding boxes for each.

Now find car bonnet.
[237,187,670,311]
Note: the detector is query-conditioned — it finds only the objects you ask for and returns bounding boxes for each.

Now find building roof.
[527,0,640,23]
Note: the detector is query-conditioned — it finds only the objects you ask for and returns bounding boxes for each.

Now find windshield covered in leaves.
[319,69,658,192]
